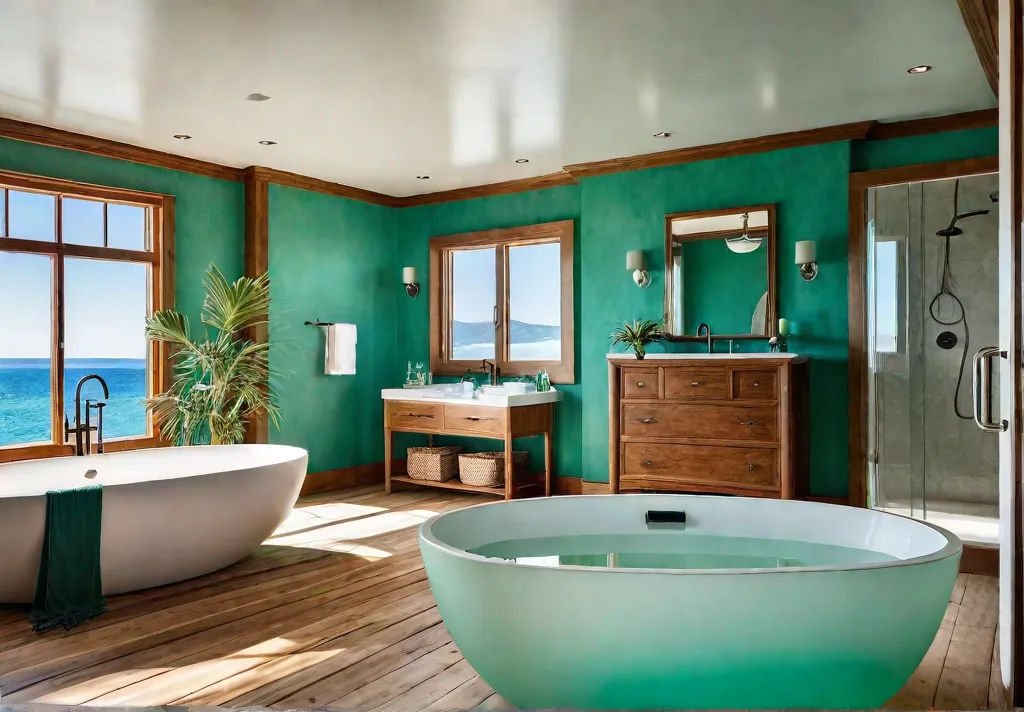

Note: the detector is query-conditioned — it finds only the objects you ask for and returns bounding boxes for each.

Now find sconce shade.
[403,266,417,284]
[795,241,816,265]
[626,250,645,271]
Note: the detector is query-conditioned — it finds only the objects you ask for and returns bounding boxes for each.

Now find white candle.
[626,250,644,271]
[402,266,417,284]
[778,318,790,336]
[795,241,816,265]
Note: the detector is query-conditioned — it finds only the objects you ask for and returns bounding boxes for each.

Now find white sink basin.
[381,386,562,408]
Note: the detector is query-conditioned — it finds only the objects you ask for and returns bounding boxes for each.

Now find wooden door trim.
[848,156,999,508]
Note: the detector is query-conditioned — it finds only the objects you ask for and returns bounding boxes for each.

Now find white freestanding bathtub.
[420,494,962,710]
[0,444,307,603]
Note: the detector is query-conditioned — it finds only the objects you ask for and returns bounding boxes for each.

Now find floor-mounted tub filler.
[0,444,307,603]
[419,493,962,710]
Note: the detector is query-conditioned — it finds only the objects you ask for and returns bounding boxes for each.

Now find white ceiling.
[0,0,996,197]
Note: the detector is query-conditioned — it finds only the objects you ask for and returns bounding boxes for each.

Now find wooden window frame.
[429,220,575,383]
[0,169,175,463]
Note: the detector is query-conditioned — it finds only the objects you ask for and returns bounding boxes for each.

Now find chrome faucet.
[482,359,501,386]
[64,374,109,456]
[696,323,713,353]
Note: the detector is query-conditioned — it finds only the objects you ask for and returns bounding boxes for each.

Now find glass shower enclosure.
[866,171,1000,547]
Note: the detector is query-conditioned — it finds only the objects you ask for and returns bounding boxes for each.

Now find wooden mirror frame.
[663,203,777,342]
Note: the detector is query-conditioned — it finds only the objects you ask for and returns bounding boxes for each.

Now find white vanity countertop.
[606,352,808,361]
[381,387,563,408]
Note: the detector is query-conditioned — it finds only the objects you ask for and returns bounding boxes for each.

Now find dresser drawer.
[663,368,728,400]
[443,404,505,436]
[388,401,442,429]
[622,443,779,490]
[621,369,659,398]
[621,403,778,442]
[732,369,777,400]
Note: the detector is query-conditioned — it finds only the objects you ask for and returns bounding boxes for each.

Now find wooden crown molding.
[561,120,877,179]
[400,171,577,207]
[0,110,998,207]
[246,165,402,208]
[957,0,999,96]
[0,115,244,182]
[867,108,998,141]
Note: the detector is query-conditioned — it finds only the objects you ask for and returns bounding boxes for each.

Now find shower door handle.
[973,346,1008,432]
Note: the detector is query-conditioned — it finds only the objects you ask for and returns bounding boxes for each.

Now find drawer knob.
[741,420,757,427]
[403,413,433,418]
[690,381,699,387]
[753,381,760,387]
[636,381,647,388]
[747,463,755,472]
[641,460,653,467]
[641,417,658,424]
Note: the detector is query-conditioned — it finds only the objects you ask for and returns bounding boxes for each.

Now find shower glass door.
[867,173,1000,546]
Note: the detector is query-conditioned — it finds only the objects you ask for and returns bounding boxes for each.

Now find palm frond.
[201,264,271,336]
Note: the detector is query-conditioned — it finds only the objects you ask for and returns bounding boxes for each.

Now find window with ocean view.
[430,220,575,383]
[0,176,169,454]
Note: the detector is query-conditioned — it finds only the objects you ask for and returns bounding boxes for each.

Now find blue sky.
[451,242,561,325]
[0,189,148,359]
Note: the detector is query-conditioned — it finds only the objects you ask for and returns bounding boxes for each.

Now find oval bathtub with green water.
[418,494,961,710]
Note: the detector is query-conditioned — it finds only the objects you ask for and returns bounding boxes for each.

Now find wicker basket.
[406,446,462,482]
[458,451,529,488]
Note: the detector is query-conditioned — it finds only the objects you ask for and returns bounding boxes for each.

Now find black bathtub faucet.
[64,374,109,456]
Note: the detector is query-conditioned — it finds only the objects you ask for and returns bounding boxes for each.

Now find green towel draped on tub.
[30,486,107,633]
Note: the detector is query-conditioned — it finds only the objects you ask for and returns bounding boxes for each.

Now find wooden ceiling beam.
[957,0,999,96]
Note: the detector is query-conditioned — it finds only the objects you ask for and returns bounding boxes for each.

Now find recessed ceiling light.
[653,131,672,138]
[245,93,271,101]
[258,140,277,145]
[515,158,529,164]
[416,175,431,180]
[907,65,932,74]
[172,134,192,140]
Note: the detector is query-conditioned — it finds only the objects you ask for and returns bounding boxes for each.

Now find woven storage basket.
[406,446,462,482]
[458,451,529,488]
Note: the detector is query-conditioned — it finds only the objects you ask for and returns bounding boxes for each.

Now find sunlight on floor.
[269,509,439,557]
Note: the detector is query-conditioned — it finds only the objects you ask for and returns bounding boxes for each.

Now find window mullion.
[495,243,508,371]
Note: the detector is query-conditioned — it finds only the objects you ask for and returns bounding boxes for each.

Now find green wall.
[0,124,1000,488]
[852,127,998,172]
[267,185,398,474]
[679,238,768,336]
[0,138,243,324]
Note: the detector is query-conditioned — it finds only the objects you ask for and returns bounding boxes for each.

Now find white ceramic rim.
[419,494,964,576]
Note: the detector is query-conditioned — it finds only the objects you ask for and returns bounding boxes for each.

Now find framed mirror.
[663,204,776,341]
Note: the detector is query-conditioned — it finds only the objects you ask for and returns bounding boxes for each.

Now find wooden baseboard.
[552,476,611,495]
[300,461,386,496]
[961,544,999,577]
[804,495,850,505]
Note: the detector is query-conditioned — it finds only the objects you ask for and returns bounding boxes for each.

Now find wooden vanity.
[382,389,560,500]
[608,354,809,498]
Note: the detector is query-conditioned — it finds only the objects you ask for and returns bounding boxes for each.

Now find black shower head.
[936,209,990,237]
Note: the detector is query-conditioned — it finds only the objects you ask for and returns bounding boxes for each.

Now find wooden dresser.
[608,354,809,499]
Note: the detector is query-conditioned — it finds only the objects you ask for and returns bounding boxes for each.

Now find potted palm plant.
[144,265,279,445]
[610,319,666,360]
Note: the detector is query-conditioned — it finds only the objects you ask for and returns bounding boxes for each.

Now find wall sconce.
[795,241,818,281]
[402,266,420,297]
[626,250,651,288]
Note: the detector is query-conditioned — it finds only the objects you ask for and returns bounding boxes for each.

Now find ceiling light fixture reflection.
[258,140,277,145]
[245,93,271,101]
[515,158,529,164]
[724,213,764,254]
[653,131,672,138]
[907,65,932,74]
[416,175,431,180]
[173,134,192,140]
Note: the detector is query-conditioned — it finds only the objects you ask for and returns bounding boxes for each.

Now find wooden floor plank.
[0,485,998,712]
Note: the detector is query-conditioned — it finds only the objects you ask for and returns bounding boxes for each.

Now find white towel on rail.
[325,323,356,375]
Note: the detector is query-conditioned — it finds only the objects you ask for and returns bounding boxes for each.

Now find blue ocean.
[0,358,148,446]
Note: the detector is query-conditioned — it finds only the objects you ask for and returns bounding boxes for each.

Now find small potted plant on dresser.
[610,319,666,360]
